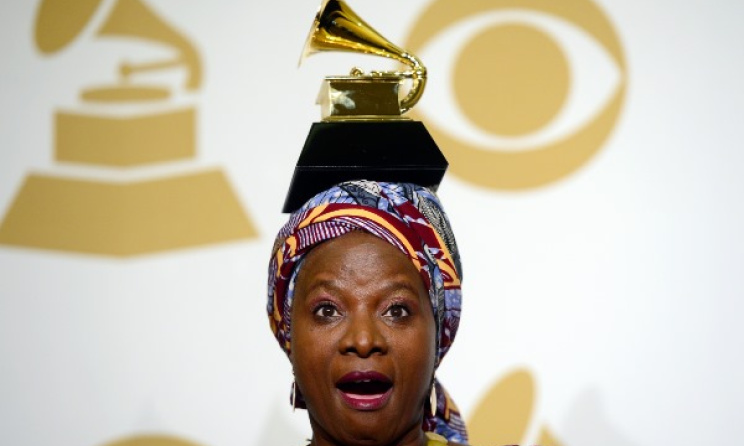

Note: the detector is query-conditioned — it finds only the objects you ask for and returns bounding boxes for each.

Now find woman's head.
[267,181,467,443]
[291,231,437,444]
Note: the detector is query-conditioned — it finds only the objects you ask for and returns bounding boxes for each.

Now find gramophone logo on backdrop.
[0,0,257,256]
[468,370,564,446]
[406,0,627,189]
[100,435,204,446]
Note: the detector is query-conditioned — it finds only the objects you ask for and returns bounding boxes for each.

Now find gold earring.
[429,381,437,417]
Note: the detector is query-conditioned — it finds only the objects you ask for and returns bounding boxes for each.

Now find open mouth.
[336,371,393,410]
[337,379,393,395]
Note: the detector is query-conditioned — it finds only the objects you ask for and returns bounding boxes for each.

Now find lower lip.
[338,387,393,411]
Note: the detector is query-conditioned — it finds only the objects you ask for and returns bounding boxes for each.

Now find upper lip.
[336,371,392,387]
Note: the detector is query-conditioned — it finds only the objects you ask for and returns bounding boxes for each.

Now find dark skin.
[290,232,467,446]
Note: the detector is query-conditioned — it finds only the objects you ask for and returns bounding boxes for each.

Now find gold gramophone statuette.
[301,0,427,120]
[283,0,447,213]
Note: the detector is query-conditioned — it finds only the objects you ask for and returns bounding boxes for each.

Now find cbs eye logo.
[406,0,627,189]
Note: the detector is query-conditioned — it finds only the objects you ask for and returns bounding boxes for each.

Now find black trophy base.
[282,120,448,213]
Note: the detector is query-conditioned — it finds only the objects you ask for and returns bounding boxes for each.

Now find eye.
[417,11,622,148]
[383,304,410,319]
[313,303,341,319]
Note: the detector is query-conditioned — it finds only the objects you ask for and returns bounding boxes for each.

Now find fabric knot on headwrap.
[267,180,467,443]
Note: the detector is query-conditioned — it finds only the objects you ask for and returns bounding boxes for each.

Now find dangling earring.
[292,381,297,412]
[429,381,437,417]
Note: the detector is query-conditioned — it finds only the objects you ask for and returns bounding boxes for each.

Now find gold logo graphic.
[0,0,257,256]
[102,434,205,446]
[406,0,627,189]
[468,369,564,446]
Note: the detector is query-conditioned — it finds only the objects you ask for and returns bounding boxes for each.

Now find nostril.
[340,323,387,357]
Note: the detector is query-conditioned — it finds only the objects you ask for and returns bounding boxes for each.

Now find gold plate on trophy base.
[56,107,195,166]
[318,76,403,120]
[0,170,257,256]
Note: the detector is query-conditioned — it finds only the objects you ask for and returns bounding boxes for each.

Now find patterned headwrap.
[267,180,467,443]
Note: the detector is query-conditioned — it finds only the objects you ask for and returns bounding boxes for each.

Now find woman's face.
[290,231,437,446]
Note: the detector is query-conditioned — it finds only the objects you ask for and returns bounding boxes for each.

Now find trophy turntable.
[283,0,448,212]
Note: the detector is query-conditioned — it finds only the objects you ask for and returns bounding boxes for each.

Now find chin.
[313,395,422,445]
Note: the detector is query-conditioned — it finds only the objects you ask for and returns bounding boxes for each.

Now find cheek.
[289,313,336,383]
[419,307,438,359]
[392,327,437,415]
[396,320,437,376]
[422,316,438,376]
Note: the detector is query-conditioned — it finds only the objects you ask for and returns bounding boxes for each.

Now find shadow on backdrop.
[562,389,640,446]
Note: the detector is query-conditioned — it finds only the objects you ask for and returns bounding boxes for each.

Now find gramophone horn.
[35,0,104,54]
[301,0,426,113]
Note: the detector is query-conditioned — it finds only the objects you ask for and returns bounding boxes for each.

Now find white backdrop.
[1,0,743,445]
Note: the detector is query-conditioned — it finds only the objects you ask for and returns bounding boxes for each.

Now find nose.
[339,312,387,357]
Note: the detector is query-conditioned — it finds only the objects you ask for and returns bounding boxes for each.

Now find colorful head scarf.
[267,180,467,443]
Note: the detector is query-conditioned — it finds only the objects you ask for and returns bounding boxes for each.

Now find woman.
[267,181,468,446]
